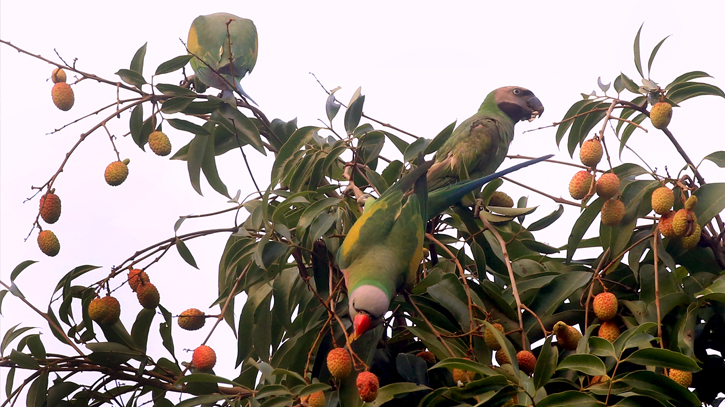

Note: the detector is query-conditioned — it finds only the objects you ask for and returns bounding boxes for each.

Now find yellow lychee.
[326,348,352,379]
[127,269,150,292]
[681,223,702,250]
[52,68,67,83]
[517,350,537,375]
[178,308,206,331]
[489,191,514,208]
[598,321,620,342]
[356,371,379,402]
[650,102,672,129]
[553,321,582,351]
[593,292,618,321]
[596,173,620,200]
[684,195,698,211]
[39,192,62,224]
[651,187,674,215]
[672,209,697,238]
[136,282,160,309]
[148,131,172,156]
[601,199,625,226]
[668,369,693,387]
[579,138,603,167]
[52,82,74,111]
[304,391,326,407]
[484,323,505,350]
[569,171,594,200]
[659,211,677,238]
[88,295,121,325]
[452,367,476,383]
[192,345,216,371]
[495,348,511,366]
[105,159,129,186]
[38,230,60,257]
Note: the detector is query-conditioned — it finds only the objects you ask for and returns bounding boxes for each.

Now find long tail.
[425,154,553,221]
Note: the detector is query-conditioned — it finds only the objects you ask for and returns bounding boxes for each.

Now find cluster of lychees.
[299,346,378,405]
[569,137,624,226]
[51,68,74,111]
[653,188,701,249]
[36,189,63,257]
[86,269,161,330]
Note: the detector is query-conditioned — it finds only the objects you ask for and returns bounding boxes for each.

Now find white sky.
[1,0,724,400]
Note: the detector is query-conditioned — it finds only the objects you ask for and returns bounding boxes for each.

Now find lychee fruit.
[569,171,594,200]
[517,350,536,375]
[659,211,677,238]
[672,208,697,238]
[127,269,150,292]
[178,308,206,331]
[668,369,693,387]
[651,187,674,215]
[593,292,618,321]
[484,323,505,350]
[326,347,352,379]
[650,102,672,130]
[601,199,625,226]
[105,159,130,186]
[501,396,518,407]
[192,345,216,371]
[596,173,620,200]
[356,371,379,402]
[51,68,67,83]
[598,321,621,343]
[88,295,121,325]
[452,367,476,383]
[39,192,62,224]
[591,375,610,385]
[553,321,582,351]
[38,230,60,257]
[681,223,702,250]
[148,131,172,156]
[495,348,511,366]
[303,391,326,407]
[579,138,603,167]
[488,191,514,208]
[416,350,436,364]
[684,195,698,211]
[136,282,160,309]
[52,82,74,111]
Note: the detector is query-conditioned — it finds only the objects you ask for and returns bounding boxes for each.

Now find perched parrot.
[427,86,544,188]
[337,154,553,339]
[187,13,258,103]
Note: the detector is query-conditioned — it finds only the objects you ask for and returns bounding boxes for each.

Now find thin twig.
[405,293,455,357]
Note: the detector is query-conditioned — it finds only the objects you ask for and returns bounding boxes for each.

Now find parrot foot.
[473,198,484,217]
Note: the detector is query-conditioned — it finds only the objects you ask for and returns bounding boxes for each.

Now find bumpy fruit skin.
[88,296,121,325]
[598,321,621,342]
[596,173,620,200]
[569,171,594,200]
[590,375,610,385]
[356,371,379,402]
[52,82,74,111]
[651,187,674,215]
[489,191,514,208]
[672,209,697,237]
[38,230,60,256]
[579,138,603,167]
[326,348,352,379]
[104,160,130,186]
[192,345,216,371]
[484,323,505,350]
[501,396,518,407]
[668,369,693,387]
[495,348,510,365]
[416,350,436,364]
[684,195,698,210]
[650,102,672,129]
[517,350,536,375]
[178,308,206,331]
[452,367,476,383]
[601,199,625,226]
[681,223,702,250]
[128,269,150,292]
[136,283,160,309]
[553,321,582,351]
[304,391,326,407]
[39,193,62,224]
[593,292,618,321]
[148,131,172,156]
[52,68,67,83]
[659,211,677,238]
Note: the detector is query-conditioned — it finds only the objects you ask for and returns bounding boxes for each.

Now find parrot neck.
[477,93,514,125]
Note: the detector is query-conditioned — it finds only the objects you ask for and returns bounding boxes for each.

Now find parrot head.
[348,284,390,339]
[493,86,544,122]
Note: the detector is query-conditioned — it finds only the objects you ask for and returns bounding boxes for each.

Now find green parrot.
[427,86,544,188]
[337,154,553,339]
[187,13,258,103]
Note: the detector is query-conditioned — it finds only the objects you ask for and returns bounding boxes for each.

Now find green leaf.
[647,35,670,76]
[130,104,144,148]
[527,204,563,231]
[693,183,725,227]
[365,382,430,406]
[702,151,725,168]
[178,373,242,387]
[186,134,208,195]
[664,70,712,91]
[557,354,607,376]
[10,260,37,281]
[625,348,701,371]
[555,99,595,146]
[256,384,292,399]
[587,337,616,358]
[537,391,605,407]
[566,199,605,262]
[9,349,40,369]
[325,90,341,123]
[176,237,199,269]
[533,335,558,389]
[2,325,35,355]
[620,371,701,406]
[131,308,155,353]
[201,128,230,198]
[667,81,725,104]
[424,121,456,154]
[156,83,198,97]
[115,68,147,88]
[344,94,365,135]
[25,335,46,360]
[155,55,193,75]
[161,97,194,114]
[167,118,210,135]
[0,290,7,315]
[174,395,232,407]
[130,42,147,75]
[633,23,644,78]
[215,103,266,155]
[271,126,319,185]
[404,137,429,163]
[26,370,48,407]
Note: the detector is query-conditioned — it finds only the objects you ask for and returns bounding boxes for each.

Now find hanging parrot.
[427,86,544,189]
[337,154,553,339]
[187,13,258,103]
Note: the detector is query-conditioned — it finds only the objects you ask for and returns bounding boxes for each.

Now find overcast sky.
[1,0,724,395]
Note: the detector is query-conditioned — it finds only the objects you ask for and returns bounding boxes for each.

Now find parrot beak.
[352,313,372,340]
[526,96,544,121]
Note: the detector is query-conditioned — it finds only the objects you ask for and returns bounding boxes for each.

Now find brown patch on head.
[494,86,544,122]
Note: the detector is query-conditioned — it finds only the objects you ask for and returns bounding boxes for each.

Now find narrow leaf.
[155,55,193,75]
[344,95,365,135]
[167,118,210,135]
[129,42,147,74]
[10,260,37,281]
[647,36,670,76]
[115,68,147,88]
[633,23,644,78]
[176,238,199,269]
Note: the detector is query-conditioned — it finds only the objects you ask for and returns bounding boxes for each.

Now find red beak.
[353,313,372,340]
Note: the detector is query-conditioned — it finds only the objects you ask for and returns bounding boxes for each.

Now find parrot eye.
[513,88,522,95]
